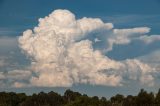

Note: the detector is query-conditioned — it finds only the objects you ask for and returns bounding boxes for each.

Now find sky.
[0,0,160,98]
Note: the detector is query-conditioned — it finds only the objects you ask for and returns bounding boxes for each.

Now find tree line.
[0,89,160,106]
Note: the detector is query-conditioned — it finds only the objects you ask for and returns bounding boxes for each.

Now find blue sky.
[1,0,160,36]
[0,0,160,98]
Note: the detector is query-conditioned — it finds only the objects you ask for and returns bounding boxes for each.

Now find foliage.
[0,89,160,106]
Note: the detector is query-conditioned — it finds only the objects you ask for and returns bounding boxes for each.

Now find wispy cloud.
[0,28,20,36]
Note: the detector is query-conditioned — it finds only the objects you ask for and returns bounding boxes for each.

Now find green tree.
[136,89,154,105]
[123,95,136,106]
[111,94,124,105]
[64,89,81,103]
[155,88,160,104]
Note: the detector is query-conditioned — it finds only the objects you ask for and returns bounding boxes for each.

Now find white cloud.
[15,9,160,87]
[140,74,154,87]
[124,59,155,85]
[106,27,151,52]
[138,50,160,72]
[6,70,31,80]
[0,70,32,88]
[12,82,27,88]
[140,35,160,44]
[94,38,101,43]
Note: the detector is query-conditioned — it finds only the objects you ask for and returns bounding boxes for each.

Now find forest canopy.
[0,89,160,106]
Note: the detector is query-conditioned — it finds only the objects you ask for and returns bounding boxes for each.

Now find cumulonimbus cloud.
[15,9,159,87]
